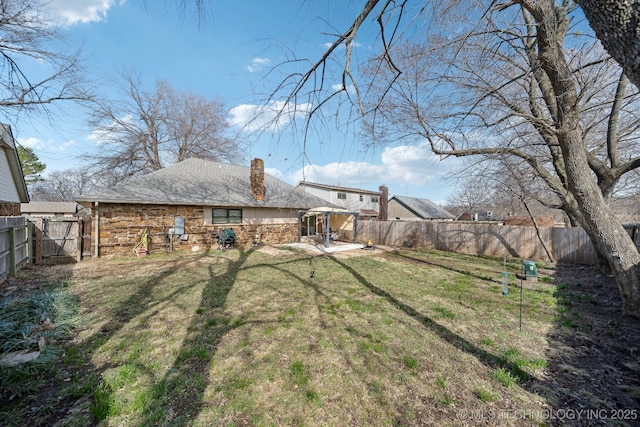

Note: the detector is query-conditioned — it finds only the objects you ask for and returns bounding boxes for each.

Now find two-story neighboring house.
[296,182,389,242]
[296,181,388,221]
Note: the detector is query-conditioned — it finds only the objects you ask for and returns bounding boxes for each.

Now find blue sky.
[16,0,461,203]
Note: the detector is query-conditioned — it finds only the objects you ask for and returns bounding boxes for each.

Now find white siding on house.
[0,147,20,202]
[301,186,331,203]
[298,183,379,213]
[336,191,379,212]
[203,206,298,225]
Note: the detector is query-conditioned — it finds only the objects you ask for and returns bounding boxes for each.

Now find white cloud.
[322,41,362,50]
[58,140,77,150]
[44,0,120,26]
[286,143,460,191]
[17,136,75,152]
[87,114,134,145]
[331,83,357,95]
[265,167,283,179]
[379,144,441,185]
[228,101,312,132]
[247,57,271,73]
[290,161,386,186]
[18,137,46,150]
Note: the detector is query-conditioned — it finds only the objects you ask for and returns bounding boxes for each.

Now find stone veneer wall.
[0,201,20,216]
[93,203,299,257]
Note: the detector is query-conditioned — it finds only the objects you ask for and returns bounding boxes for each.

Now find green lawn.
[1,246,573,426]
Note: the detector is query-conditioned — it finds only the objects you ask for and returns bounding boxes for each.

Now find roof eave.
[2,126,29,203]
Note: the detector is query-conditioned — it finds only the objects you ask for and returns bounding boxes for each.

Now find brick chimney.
[250,158,265,201]
[378,185,388,221]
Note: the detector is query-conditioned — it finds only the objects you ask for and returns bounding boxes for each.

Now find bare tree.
[86,73,244,179]
[272,0,640,317]
[445,170,497,217]
[0,0,90,121]
[30,168,101,202]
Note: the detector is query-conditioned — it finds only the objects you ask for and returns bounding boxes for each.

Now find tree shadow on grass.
[139,247,257,425]
[327,256,535,385]
[82,255,209,356]
[386,250,507,283]
[332,255,640,426]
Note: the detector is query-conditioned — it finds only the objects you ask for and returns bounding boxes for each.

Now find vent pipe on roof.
[250,158,265,201]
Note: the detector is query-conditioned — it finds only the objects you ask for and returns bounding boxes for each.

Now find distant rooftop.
[298,181,381,196]
[390,195,455,220]
[21,202,79,214]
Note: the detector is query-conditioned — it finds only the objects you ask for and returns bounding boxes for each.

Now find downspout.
[94,202,99,258]
[297,210,303,243]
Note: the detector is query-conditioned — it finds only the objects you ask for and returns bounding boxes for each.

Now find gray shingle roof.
[391,195,455,219]
[76,158,333,209]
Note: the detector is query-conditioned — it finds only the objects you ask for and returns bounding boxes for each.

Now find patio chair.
[329,228,339,241]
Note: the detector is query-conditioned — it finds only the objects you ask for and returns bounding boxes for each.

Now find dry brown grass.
[2,246,638,426]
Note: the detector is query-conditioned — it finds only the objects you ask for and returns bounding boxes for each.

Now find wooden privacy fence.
[0,217,29,282]
[0,217,91,281]
[355,221,640,265]
[29,217,90,265]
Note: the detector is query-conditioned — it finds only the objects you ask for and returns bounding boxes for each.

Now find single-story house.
[76,158,336,257]
[388,195,455,221]
[21,202,80,218]
[0,125,29,215]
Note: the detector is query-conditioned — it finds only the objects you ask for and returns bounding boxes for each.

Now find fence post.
[77,218,83,262]
[8,226,15,277]
[34,218,43,264]
[28,221,34,263]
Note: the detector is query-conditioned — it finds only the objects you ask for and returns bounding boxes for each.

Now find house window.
[337,192,347,200]
[359,195,363,201]
[371,196,379,203]
[213,208,242,224]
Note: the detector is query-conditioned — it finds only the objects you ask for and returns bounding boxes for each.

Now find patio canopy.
[297,207,360,247]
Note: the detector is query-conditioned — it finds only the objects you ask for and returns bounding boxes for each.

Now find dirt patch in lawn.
[545,265,640,422]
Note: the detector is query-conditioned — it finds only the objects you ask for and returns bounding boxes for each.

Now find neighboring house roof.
[76,158,333,209]
[0,124,29,203]
[298,181,381,196]
[21,202,79,215]
[390,195,455,220]
[360,209,379,217]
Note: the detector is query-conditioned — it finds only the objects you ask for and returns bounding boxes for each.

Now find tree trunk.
[563,132,640,316]
[535,1,640,317]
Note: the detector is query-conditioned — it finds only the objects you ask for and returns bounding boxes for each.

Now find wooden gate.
[31,218,86,264]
